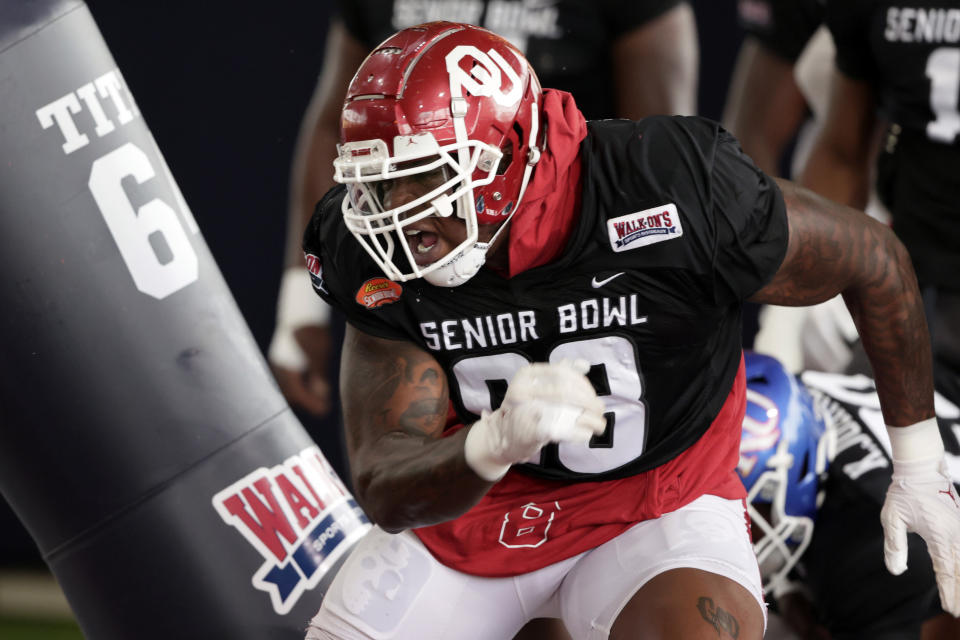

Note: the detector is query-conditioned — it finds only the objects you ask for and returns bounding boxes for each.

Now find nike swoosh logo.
[591,272,625,288]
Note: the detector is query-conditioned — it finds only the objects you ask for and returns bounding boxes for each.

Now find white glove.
[464,360,607,482]
[881,418,960,616]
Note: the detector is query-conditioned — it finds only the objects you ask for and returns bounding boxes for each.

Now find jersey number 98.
[451,335,647,474]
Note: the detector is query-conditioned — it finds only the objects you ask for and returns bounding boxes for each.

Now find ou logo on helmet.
[445,45,523,107]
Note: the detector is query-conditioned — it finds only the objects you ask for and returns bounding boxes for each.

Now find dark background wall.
[2,0,745,564]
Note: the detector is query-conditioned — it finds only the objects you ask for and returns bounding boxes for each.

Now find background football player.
[741,350,960,639]
[799,0,960,388]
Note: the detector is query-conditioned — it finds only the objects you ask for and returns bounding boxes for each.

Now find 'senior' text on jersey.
[420,294,649,352]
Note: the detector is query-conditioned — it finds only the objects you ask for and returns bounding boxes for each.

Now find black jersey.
[797,370,960,637]
[305,116,788,482]
[737,0,825,62]
[335,0,680,119]
[827,0,960,290]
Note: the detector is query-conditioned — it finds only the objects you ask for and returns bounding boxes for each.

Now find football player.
[301,22,958,639]
[722,0,890,378]
[741,350,960,639]
[723,0,825,178]
[799,1,960,381]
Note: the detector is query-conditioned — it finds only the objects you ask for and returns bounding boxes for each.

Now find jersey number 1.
[926,47,960,143]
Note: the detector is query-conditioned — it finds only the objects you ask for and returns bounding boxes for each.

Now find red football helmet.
[333,21,542,286]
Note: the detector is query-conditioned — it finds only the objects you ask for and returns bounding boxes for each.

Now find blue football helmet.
[739,351,836,596]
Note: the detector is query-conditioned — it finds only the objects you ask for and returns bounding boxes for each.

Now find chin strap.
[423,241,490,287]
[512,97,541,214]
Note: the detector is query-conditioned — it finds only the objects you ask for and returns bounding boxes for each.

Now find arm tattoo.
[343,333,448,446]
[393,353,448,437]
[753,179,934,425]
[340,326,490,531]
[696,597,740,639]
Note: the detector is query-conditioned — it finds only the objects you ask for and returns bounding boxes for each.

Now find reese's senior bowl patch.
[607,203,682,252]
[356,277,402,309]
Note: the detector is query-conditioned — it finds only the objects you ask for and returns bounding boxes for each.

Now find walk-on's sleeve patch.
[606,203,682,253]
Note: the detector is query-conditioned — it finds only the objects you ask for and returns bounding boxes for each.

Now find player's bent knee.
[610,568,764,640]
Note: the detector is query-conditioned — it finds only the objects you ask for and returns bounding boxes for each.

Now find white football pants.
[305,494,765,640]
